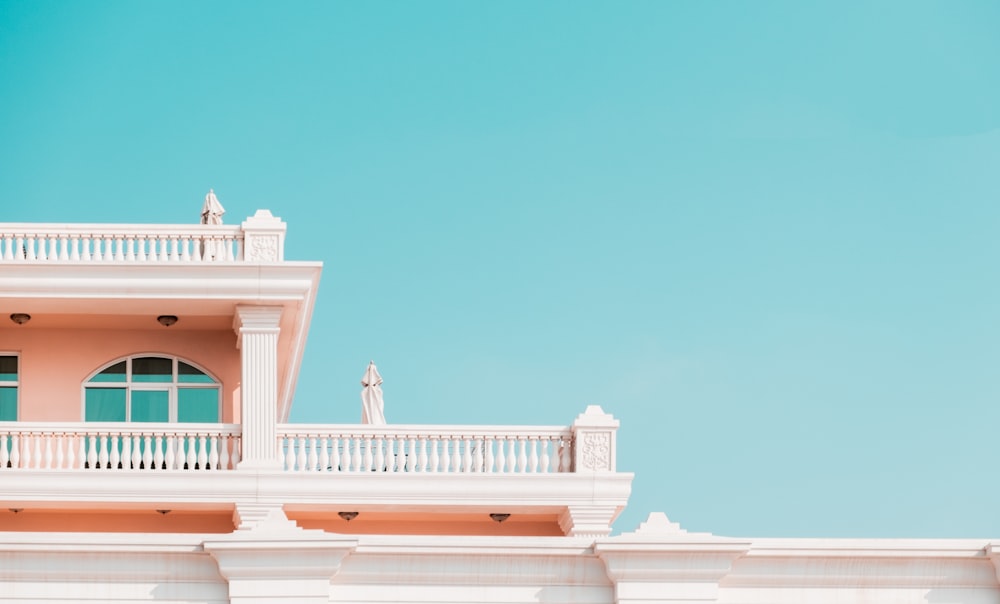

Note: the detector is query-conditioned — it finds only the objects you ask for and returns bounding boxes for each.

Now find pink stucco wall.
[4,328,240,422]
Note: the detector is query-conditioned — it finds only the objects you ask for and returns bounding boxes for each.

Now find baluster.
[393,437,405,472]
[192,236,203,261]
[461,438,472,472]
[504,439,516,473]
[328,436,340,472]
[42,434,53,469]
[223,236,235,261]
[539,439,551,473]
[307,436,319,471]
[180,236,191,262]
[403,438,414,472]
[25,237,36,260]
[216,435,227,470]
[130,435,141,469]
[118,434,132,470]
[562,437,573,472]
[483,437,495,473]
[59,236,69,260]
[516,438,528,473]
[416,438,428,472]
[198,434,208,470]
[374,436,385,472]
[384,438,395,473]
[169,236,180,261]
[527,437,539,473]
[29,434,40,468]
[317,436,330,472]
[351,437,363,471]
[152,436,164,469]
[340,437,351,472]
[187,435,199,469]
[495,437,506,474]
[430,437,442,473]
[360,437,372,471]
[109,435,120,469]
[164,435,176,469]
[20,433,33,468]
[96,435,108,469]
[223,434,235,469]
[140,435,152,469]
[15,236,25,260]
[135,235,147,261]
[76,434,87,470]
[448,437,460,472]
[0,434,9,468]
[10,434,21,468]
[208,436,219,470]
[473,438,484,473]
[296,436,308,472]
[114,237,125,261]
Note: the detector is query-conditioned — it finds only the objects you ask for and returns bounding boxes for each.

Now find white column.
[234,305,283,470]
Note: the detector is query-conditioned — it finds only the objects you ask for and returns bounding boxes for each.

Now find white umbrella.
[361,360,386,424]
[200,189,226,260]
[200,189,225,225]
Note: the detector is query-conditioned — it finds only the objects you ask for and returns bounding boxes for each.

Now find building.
[0,209,998,603]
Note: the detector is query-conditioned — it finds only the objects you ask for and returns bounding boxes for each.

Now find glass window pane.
[132,357,172,383]
[0,387,16,420]
[131,390,169,422]
[177,388,219,423]
[0,356,17,382]
[178,361,215,384]
[85,388,126,421]
[90,361,127,383]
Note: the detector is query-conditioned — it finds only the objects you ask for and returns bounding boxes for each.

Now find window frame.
[0,353,18,421]
[82,354,221,423]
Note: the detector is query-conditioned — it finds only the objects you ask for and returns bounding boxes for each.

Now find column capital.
[233,305,283,348]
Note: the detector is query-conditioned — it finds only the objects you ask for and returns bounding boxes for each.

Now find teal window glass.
[131,390,170,422]
[0,387,16,421]
[90,361,126,383]
[178,361,214,383]
[132,357,172,383]
[85,388,126,421]
[178,388,220,422]
[0,356,17,381]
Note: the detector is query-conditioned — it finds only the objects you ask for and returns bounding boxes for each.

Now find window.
[0,355,17,421]
[84,355,220,423]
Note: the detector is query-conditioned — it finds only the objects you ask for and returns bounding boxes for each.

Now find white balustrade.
[277,425,574,474]
[0,423,241,470]
[0,224,245,264]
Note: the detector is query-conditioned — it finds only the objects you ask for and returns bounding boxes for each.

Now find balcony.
[0,407,630,536]
[0,209,286,264]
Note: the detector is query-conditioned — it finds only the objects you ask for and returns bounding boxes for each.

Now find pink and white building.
[0,209,997,603]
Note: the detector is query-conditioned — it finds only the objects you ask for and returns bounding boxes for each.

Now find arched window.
[84,355,220,423]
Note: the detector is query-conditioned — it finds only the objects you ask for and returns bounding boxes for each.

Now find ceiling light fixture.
[338,511,359,522]
[157,315,178,327]
[9,313,30,325]
[489,513,510,523]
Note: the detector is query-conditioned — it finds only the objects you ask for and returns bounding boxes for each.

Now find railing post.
[234,305,284,469]
[571,405,619,473]
[241,209,286,262]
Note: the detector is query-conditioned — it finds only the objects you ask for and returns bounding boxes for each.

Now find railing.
[0,224,244,263]
[278,424,574,474]
[0,422,242,470]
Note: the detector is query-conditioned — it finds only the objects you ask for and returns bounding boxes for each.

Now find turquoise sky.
[2,1,1000,538]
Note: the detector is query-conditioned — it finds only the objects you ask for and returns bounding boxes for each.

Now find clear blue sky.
[2,1,999,538]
